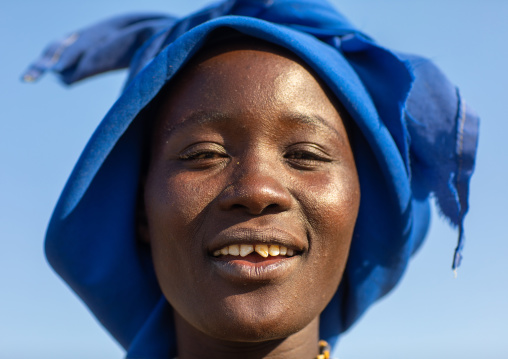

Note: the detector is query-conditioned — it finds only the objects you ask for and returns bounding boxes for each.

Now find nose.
[218,161,293,215]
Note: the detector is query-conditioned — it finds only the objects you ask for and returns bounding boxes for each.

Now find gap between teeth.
[213,244,294,258]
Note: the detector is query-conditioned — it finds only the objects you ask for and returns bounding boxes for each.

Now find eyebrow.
[160,111,230,140]
[161,110,348,146]
[284,112,347,145]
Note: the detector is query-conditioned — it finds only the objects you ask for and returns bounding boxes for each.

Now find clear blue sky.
[1,1,506,358]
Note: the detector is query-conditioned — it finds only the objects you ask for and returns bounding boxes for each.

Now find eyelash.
[284,148,331,169]
[179,150,227,161]
[178,144,331,170]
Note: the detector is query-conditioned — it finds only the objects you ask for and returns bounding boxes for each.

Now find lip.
[211,255,300,283]
[207,227,307,253]
[207,226,307,283]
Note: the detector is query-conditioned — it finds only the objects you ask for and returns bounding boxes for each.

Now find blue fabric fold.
[22,13,175,84]
[24,0,479,357]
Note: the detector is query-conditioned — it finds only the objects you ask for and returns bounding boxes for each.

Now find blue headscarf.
[23,0,479,357]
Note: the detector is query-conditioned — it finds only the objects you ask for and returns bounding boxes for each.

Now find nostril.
[218,174,293,215]
[230,203,246,211]
[265,203,280,212]
[226,201,282,215]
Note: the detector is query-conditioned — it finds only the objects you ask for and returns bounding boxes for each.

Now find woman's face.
[143,42,360,342]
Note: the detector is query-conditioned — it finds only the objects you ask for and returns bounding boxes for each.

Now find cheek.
[143,168,217,291]
[145,168,217,233]
[298,167,360,282]
[300,166,359,226]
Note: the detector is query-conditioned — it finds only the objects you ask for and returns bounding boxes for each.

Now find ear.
[136,177,151,244]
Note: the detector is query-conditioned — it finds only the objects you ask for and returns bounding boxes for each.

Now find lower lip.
[211,254,300,283]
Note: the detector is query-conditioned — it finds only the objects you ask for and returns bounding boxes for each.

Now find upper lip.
[207,226,307,254]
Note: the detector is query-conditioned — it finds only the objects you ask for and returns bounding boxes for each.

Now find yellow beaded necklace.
[174,340,331,359]
[316,340,331,359]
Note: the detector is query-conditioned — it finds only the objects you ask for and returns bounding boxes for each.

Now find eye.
[180,151,223,160]
[284,144,332,170]
[178,143,229,168]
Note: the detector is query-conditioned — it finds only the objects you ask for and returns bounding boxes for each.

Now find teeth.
[279,246,287,256]
[255,244,269,258]
[228,244,240,256]
[212,244,294,257]
[240,244,254,257]
[268,245,280,256]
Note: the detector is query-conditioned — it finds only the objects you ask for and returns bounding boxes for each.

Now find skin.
[142,39,360,359]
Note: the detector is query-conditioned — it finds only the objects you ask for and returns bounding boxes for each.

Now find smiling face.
[143,39,360,343]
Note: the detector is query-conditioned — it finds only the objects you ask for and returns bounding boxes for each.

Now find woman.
[24,0,479,358]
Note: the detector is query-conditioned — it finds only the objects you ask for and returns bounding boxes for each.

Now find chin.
[183,290,320,343]
[215,316,306,342]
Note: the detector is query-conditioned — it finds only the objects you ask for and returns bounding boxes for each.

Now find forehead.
[151,36,347,141]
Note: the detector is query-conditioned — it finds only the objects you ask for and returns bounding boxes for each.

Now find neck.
[174,312,320,359]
